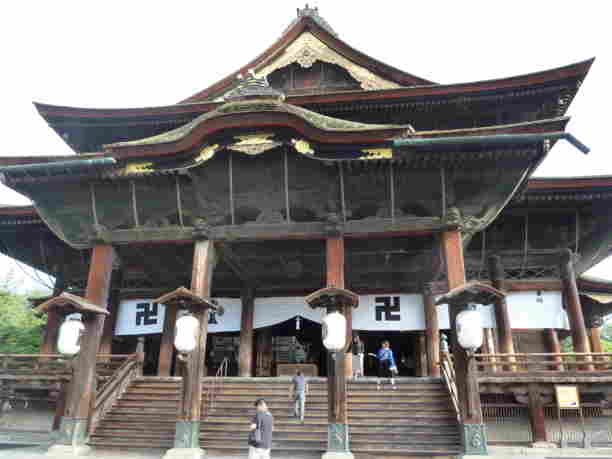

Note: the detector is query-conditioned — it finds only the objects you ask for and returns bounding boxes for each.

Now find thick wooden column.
[415,332,428,377]
[545,328,563,371]
[158,307,178,376]
[527,383,549,445]
[423,284,440,377]
[175,239,217,449]
[487,256,515,359]
[590,327,604,353]
[41,277,65,355]
[238,286,255,377]
[99,269,122,356]
[559,249,592,369]
[441,231,487,455]
[60,244,115,447]
[325,236,351,455]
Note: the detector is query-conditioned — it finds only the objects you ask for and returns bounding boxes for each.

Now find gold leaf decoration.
[196,144,219,163]
[124,162,153,174]
[292,139,315,155]
[229,133,280,155]
[359,148,392,160]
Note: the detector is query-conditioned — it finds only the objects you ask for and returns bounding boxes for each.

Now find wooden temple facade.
[1,6,610,457]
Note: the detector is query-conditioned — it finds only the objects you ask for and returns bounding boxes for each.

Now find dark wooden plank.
[238,287,255,377]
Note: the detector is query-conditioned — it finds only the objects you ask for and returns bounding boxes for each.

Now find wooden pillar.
[545,328,563,371]
[60,244,115,447]
[423,284,440,377]
[441,231,487,455]
[175,239,216,449]
[487,256,515,360]
[344,305,353,378]
[325,236,351,454]
[41,277,65,355]
[559,249,592,369]
[415,332,428,377]
[158,307,178,376]
[590,326,604,353]
[238,286,255,377]
[99,269,122,356]
[482,329,498,373]
[527,383,549,445]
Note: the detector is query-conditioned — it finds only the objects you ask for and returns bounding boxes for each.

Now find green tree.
[0,285,46,354]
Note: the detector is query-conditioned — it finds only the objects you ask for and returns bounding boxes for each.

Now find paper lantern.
[57,314,85,356]
[322,311,346,352]
[174,314,199,353]
[456,308,483,351]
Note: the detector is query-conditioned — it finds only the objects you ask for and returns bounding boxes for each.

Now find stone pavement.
[2,445,612,459]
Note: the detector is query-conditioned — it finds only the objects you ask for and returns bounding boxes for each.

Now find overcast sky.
[0,0,610,291]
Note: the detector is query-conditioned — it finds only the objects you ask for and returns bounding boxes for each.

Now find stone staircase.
[88,377,461,457]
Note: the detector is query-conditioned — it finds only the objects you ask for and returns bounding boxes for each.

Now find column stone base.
[173,420,202,449]
[325,423,352,457]
[461,423,488,455]
[54,417,88,447]
[163,448,206,459]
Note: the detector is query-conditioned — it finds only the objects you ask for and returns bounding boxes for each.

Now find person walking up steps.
[290,371,308,422]
[248,398,274,459]
[373,340,398,389]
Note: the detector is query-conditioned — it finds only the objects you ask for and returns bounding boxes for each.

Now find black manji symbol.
[135,302,159,326]
[375,296,401,321]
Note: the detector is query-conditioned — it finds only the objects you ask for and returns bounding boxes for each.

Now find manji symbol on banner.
[375,296,401,321]
[135,302,159,326]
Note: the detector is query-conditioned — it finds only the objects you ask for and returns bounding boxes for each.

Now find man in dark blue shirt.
[249,398,273,459]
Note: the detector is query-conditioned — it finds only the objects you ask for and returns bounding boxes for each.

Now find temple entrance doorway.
[356,331,421,377]
[255,317,325,377]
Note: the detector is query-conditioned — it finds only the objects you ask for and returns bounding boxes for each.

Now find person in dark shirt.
[351,334,365,378]
[290,371,308,421]
[248,398,274,459]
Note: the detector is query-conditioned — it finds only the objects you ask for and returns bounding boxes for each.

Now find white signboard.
[208,298,242,333]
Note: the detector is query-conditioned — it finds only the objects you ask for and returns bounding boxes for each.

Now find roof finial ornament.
[293,4,337,37]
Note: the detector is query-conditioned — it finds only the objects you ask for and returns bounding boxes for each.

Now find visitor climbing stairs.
[87,377,461,457]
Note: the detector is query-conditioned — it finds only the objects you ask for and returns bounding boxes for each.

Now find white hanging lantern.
[57,313,85,356]
[456,307,483,352]
[174,314,199,353]
[322,311,346,352]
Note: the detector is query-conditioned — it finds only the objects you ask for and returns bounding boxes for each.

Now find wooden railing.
[95,354,135,392]
[474,353,612,374]
[202,357,229,419]
[0,354,74,380]
[440,352,461,422]
[89,351,144,434]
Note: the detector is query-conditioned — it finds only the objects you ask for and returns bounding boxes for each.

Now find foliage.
[0,271,47,354]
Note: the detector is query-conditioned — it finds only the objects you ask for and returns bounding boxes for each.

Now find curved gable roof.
[180,8,435,104]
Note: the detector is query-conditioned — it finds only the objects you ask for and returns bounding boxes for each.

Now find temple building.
[0,5,610,457]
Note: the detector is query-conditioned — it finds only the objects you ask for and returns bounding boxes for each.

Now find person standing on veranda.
[290,371,308,422]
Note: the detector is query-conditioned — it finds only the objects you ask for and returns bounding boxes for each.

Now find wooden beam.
[423,284,440,377]
[105,218,457,245]
[238,286,255,377]
[488,255,516,370]
[175,239,217,449]
[62,244,115,446]
[559,249,593,370]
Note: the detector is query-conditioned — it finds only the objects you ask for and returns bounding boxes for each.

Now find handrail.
[440,352,460,423]
[0,354,74,378]
[473,352,612,373]
[203,357,229,419]
[89,351,144,434]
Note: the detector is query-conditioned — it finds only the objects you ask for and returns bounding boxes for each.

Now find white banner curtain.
[115,291,566,335]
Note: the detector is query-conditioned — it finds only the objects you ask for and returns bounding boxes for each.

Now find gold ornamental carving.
[229,133,281,155]
[292,139,315,155]
[195,144,219,163]
[255,32,401,91]
[359,148,392,160]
